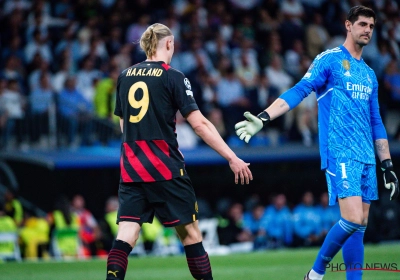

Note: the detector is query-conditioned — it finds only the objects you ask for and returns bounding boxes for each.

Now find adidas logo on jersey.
[344,71,351,77]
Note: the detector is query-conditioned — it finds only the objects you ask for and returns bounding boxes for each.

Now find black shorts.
[117,174,199,227]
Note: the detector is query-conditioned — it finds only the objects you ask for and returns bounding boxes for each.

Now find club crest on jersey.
[367,74,372,84]
[342,60,351,77]
[184,78,191,90]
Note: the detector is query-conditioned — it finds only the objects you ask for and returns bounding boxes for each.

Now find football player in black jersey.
[106,23,252,280]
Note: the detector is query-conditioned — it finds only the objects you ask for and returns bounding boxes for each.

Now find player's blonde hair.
[140,23,173,58]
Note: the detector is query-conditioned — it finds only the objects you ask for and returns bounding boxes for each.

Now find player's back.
[115,61,198,183]
[117,61,176,143]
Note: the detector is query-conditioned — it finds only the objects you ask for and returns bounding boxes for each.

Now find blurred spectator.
[101,196,119,252]
[141,217,164,254]
[1,56,25,94]
[243,204,268,250]
[176,111,199,150]
[76,57,102,103]
[316,192,340,240]
[206,107,227,141]
[305,13,329,58]
[55,24,82,64]
[71,194,101,257]
[232,38,259,75]
[284,39,305,78]
[93,69,118,119]
[28,59,52,92]
[255,75,280,113]
[19,211,50,259]
[281,0,304,26]
[180,38,216,76]
[0,79,26,149]
[24,29,52,64]
[383,59,400,140]
[3,0,31,15]
[295,90,318,147]
[52,53,74,94]
[300,0,325,20]
[378,194,400,241]
[4,190,23,227]
[217,202,252,245]
[265,54,293,95]
[292,191,321,247]
[265,54,294,137]
[126,13,151,44]
[47,195,80,258]
[58,77,93,147]
[106,27,123,56]
[113,44,133,71]
[29,73,55,146]
[321,0,346,37]
[236,52,259,95]
[0,199,18,259]
[1,36,25,65]
[263,194,293,248]
[205,34,232,69]
[216,65,250,137]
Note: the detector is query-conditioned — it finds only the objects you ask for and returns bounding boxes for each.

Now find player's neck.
[146,53,169,65]
[342,40,363,60]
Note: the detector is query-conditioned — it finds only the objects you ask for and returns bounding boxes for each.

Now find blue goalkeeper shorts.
[325,157,378,206]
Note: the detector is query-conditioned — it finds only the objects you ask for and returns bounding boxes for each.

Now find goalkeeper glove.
[235,111,270,143]
[381,159,399,200]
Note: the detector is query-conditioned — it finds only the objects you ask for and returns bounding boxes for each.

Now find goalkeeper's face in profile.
[346,16,375,47]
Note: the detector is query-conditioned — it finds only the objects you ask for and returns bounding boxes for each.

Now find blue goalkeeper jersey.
[280,45,387,169]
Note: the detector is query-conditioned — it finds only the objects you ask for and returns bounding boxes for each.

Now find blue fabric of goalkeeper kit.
[312,217,361,274]
[342,226,366,280]
[279,45,387,170]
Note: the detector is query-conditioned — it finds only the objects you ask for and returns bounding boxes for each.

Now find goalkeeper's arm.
[235,80,314,143]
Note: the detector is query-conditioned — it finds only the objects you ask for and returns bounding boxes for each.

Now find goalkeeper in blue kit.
[235,6,399,280]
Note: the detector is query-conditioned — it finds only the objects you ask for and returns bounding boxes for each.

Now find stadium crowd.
[0,0,400,150]
[1,0,400,261]
[1,189,399,260]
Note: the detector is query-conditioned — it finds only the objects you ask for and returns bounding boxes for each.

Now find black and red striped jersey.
[114,61,199,182]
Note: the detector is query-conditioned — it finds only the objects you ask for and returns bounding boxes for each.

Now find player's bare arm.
[265,98,290,120]
[186,110,253,185]
[234,98,290,143]
[375,139,391,162]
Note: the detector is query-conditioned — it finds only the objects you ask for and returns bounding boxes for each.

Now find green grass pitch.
[1,243,399,279]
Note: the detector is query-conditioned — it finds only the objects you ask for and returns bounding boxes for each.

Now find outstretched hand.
[235,112,264,143]
[229,157,253,185]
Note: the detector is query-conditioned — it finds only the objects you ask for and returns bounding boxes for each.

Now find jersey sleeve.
[370,74,387,140]
[113,75,123,117]
[280,54,330,109]
[302,54,331,90]
[168,70,199,117]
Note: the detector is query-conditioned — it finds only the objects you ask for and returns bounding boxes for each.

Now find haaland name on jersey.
[126,67,163,77]
[346,82,372,100]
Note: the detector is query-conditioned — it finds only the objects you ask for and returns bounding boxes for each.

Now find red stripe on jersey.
[120,156,133,182]
[153,140,170,157]
[163,219,180,225]
[123,143,155,182]
[136,141,173,180]
[119,216,140,220]
[161,63,171,70]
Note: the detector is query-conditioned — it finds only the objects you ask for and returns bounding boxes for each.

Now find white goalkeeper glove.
[381,159,399,200]
[234,111,270,143]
